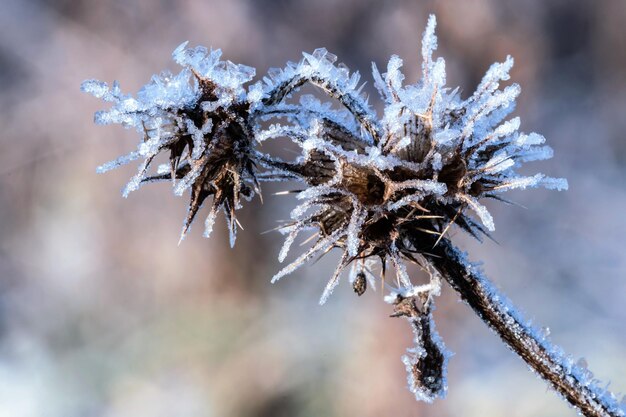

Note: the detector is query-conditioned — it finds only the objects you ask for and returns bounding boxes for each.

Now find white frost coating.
[319,251,349,305]
[388,194,430,211]
[387,55,405,92]
[271,229,343,283]
[390,243,413,289]
[434,128,459,144]
[448,247,625,416]
[493,116,520,138]
[296,184,343,202]
[203,209,217,238]
[346,205,367,257]
[482,152,514,174]
[515,132,546,147]
[174,161,204,196]
[372,62,390,103]
[156,163,171,175]
[96,151,141,174]
[278,227,301,262]
[540,176,569,191]
[431,153,443,171]
[421,15,438,80]
[256,123,306,143]
[247,81,265,104]
[402,310,451,403]
[85,20,582,407]
[290,199,319,220]
[384,281,441,304]
[494,174,568,192]
[84,14,589,409]
[460,195,495,231]
[85,15,569,289]
[461,84,521,139]
[392,179,447,195]
[81,80,116,101]
[260,46,379,141]
[464,56,514,108]
[515,145,554,163]
[173,42,255,98]
[186,118,213,159]
[122,158,153,197]
[228,216,237,248]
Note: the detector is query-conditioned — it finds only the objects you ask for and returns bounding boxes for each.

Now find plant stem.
[427,239,624,417]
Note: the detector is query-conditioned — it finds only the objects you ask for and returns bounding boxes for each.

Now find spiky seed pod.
[82,42,261,245]
[269,15,566,307]
[352,272,367,296]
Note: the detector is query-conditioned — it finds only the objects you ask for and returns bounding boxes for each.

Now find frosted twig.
[427,238,624,417]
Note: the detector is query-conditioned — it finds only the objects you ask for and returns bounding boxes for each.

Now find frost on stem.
[83,15,625,416]
[389,268,450,403]
[428,240,625,417]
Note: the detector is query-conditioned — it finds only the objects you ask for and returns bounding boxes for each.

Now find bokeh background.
[1,0,625,416]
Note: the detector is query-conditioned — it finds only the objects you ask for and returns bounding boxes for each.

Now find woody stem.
[425,238,622,417]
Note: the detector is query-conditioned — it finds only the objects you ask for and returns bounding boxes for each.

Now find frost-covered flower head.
[82,42,260,245]
[268,15,567,304]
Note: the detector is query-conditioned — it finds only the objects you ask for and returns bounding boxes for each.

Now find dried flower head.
[267,16,567,305]
[82,42,262,245]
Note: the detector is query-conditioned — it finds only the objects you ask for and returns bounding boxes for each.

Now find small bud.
[407,312,447,400]
[352,272,367,296]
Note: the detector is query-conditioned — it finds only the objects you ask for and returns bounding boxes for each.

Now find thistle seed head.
[82,42,261,245]
[269,15,567,305]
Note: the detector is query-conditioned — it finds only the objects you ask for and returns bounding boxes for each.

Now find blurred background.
[1,0,625,416]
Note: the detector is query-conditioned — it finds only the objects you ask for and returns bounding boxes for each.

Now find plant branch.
[426,238,624,417]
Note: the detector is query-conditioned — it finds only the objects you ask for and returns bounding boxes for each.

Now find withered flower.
[268,16,566,307]
[82,42,261,245]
